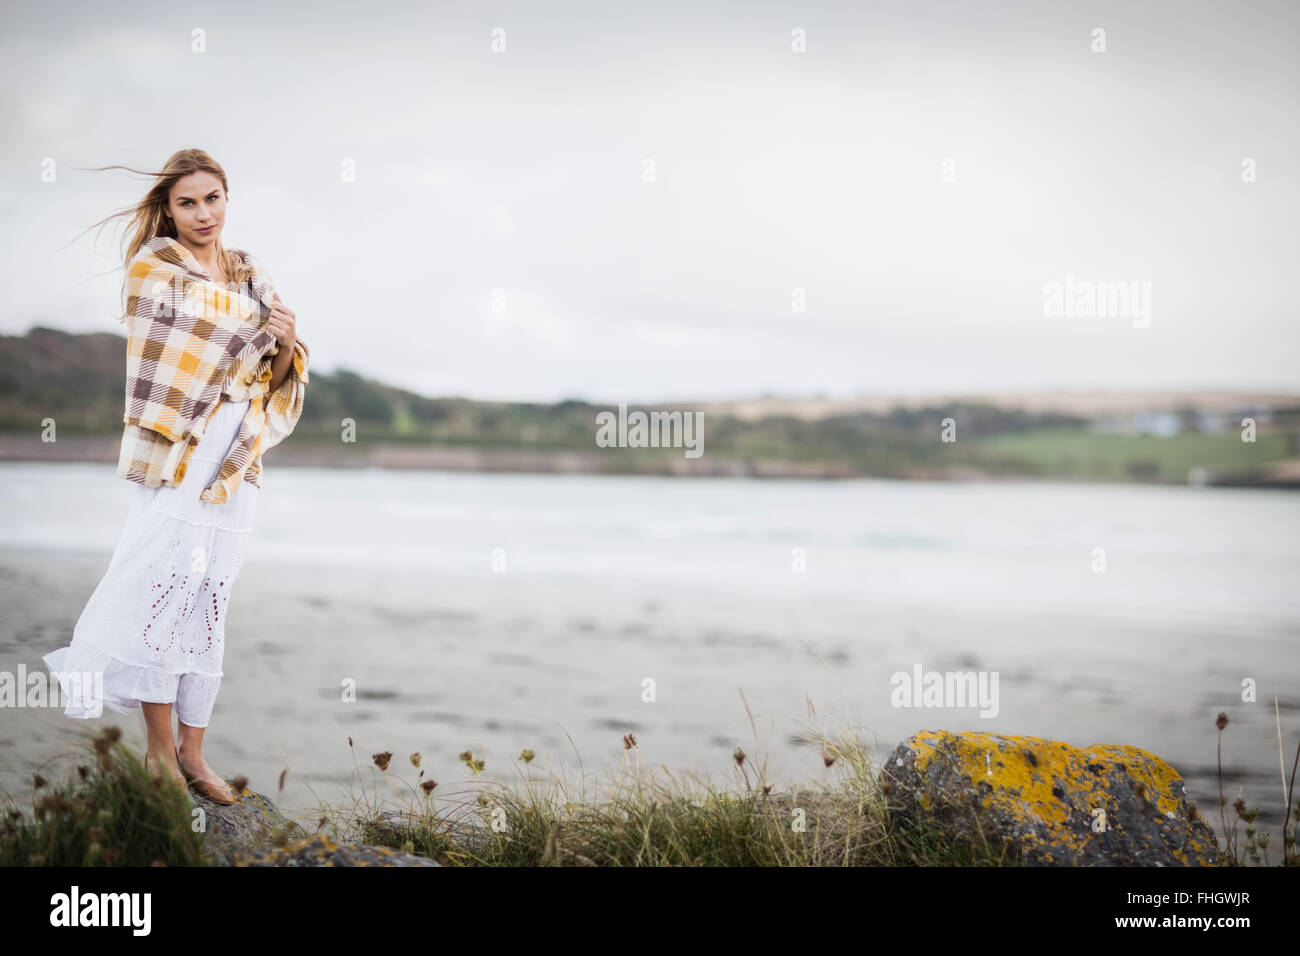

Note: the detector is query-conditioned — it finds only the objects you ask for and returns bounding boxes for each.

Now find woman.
[43,149,309,804]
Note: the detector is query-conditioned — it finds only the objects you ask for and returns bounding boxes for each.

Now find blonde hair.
[81,148,254,324]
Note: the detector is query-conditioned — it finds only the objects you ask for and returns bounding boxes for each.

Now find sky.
[1,0,1296,404]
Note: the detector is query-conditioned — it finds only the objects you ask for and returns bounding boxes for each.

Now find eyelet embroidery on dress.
[174,537,241,662]
[143,535,188,657]
[126,396,254,673]
[198,545,243,658]
[141,532,245,663]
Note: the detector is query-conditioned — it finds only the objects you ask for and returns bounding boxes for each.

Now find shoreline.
[1,433,1297,487]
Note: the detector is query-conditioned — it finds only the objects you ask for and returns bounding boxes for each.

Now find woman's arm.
[264,290,298,394]
[268,334,296,393]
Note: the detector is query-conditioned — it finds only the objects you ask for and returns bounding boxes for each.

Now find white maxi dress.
[44,392,260,728]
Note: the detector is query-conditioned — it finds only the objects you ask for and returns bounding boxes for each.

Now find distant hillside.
[696,390,1300,422]
[0,325,439,435]
[3,326,1298,486]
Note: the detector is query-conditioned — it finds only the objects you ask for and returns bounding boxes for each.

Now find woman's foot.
[144,745,186,789]
[175,744,236,803]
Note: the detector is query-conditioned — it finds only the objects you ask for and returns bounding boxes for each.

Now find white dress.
[43,394,260,728]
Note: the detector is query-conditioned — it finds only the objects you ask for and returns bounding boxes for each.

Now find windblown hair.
[82,149,253,324]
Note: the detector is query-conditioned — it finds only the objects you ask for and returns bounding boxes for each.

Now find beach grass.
[0,726,205,867]
[320,725,1018,867]
[3,715,1295,866]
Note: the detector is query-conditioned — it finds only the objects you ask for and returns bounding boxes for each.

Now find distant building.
[1087,404,1280,437]
[1131,411,1181,436]
[1193,406,1273,434]
[1194,411,1229,433]
[1233,405,1273,426]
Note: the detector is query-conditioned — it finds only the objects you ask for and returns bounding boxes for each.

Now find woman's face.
[166,171,227,251]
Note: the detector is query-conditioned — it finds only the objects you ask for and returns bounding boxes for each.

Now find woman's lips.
[197,224,216,233]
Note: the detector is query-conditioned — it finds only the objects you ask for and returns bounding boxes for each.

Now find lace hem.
[43,642,223,727]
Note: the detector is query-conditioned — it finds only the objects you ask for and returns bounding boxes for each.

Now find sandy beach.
[3,464,1297,831]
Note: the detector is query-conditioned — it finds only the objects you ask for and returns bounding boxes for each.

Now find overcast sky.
[1,0,1296,403]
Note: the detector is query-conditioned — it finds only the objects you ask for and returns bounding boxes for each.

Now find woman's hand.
[266,291,297,347]
[264,291,298,393]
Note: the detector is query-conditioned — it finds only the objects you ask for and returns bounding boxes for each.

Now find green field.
[978,429,1292,482]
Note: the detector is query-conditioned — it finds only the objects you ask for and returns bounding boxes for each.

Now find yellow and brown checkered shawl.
[116,235,310,504]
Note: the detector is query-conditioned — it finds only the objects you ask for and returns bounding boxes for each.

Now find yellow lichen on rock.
[880,730,1226,866]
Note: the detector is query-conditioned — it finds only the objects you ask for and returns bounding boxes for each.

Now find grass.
[0,726,206,866]
[4,705,1295,866]
[316,722,1018,867]
[1214,701,1300,867]
[979,430,1292,482]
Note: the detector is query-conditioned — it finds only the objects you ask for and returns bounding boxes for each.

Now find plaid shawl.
[116,235,310,504]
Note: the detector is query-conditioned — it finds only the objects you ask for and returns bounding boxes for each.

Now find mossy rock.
[232,832,442,867]
[195,786,438,867]
[195,785,306,866]
[878,730,1227,866]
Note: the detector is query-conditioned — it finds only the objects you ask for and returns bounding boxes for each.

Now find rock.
[195,786,306,866]
[193,785,439,867]
[232,833,442,867]
[878,730,1227,866]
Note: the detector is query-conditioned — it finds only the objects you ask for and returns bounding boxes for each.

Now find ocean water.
[2,462,1297,834]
